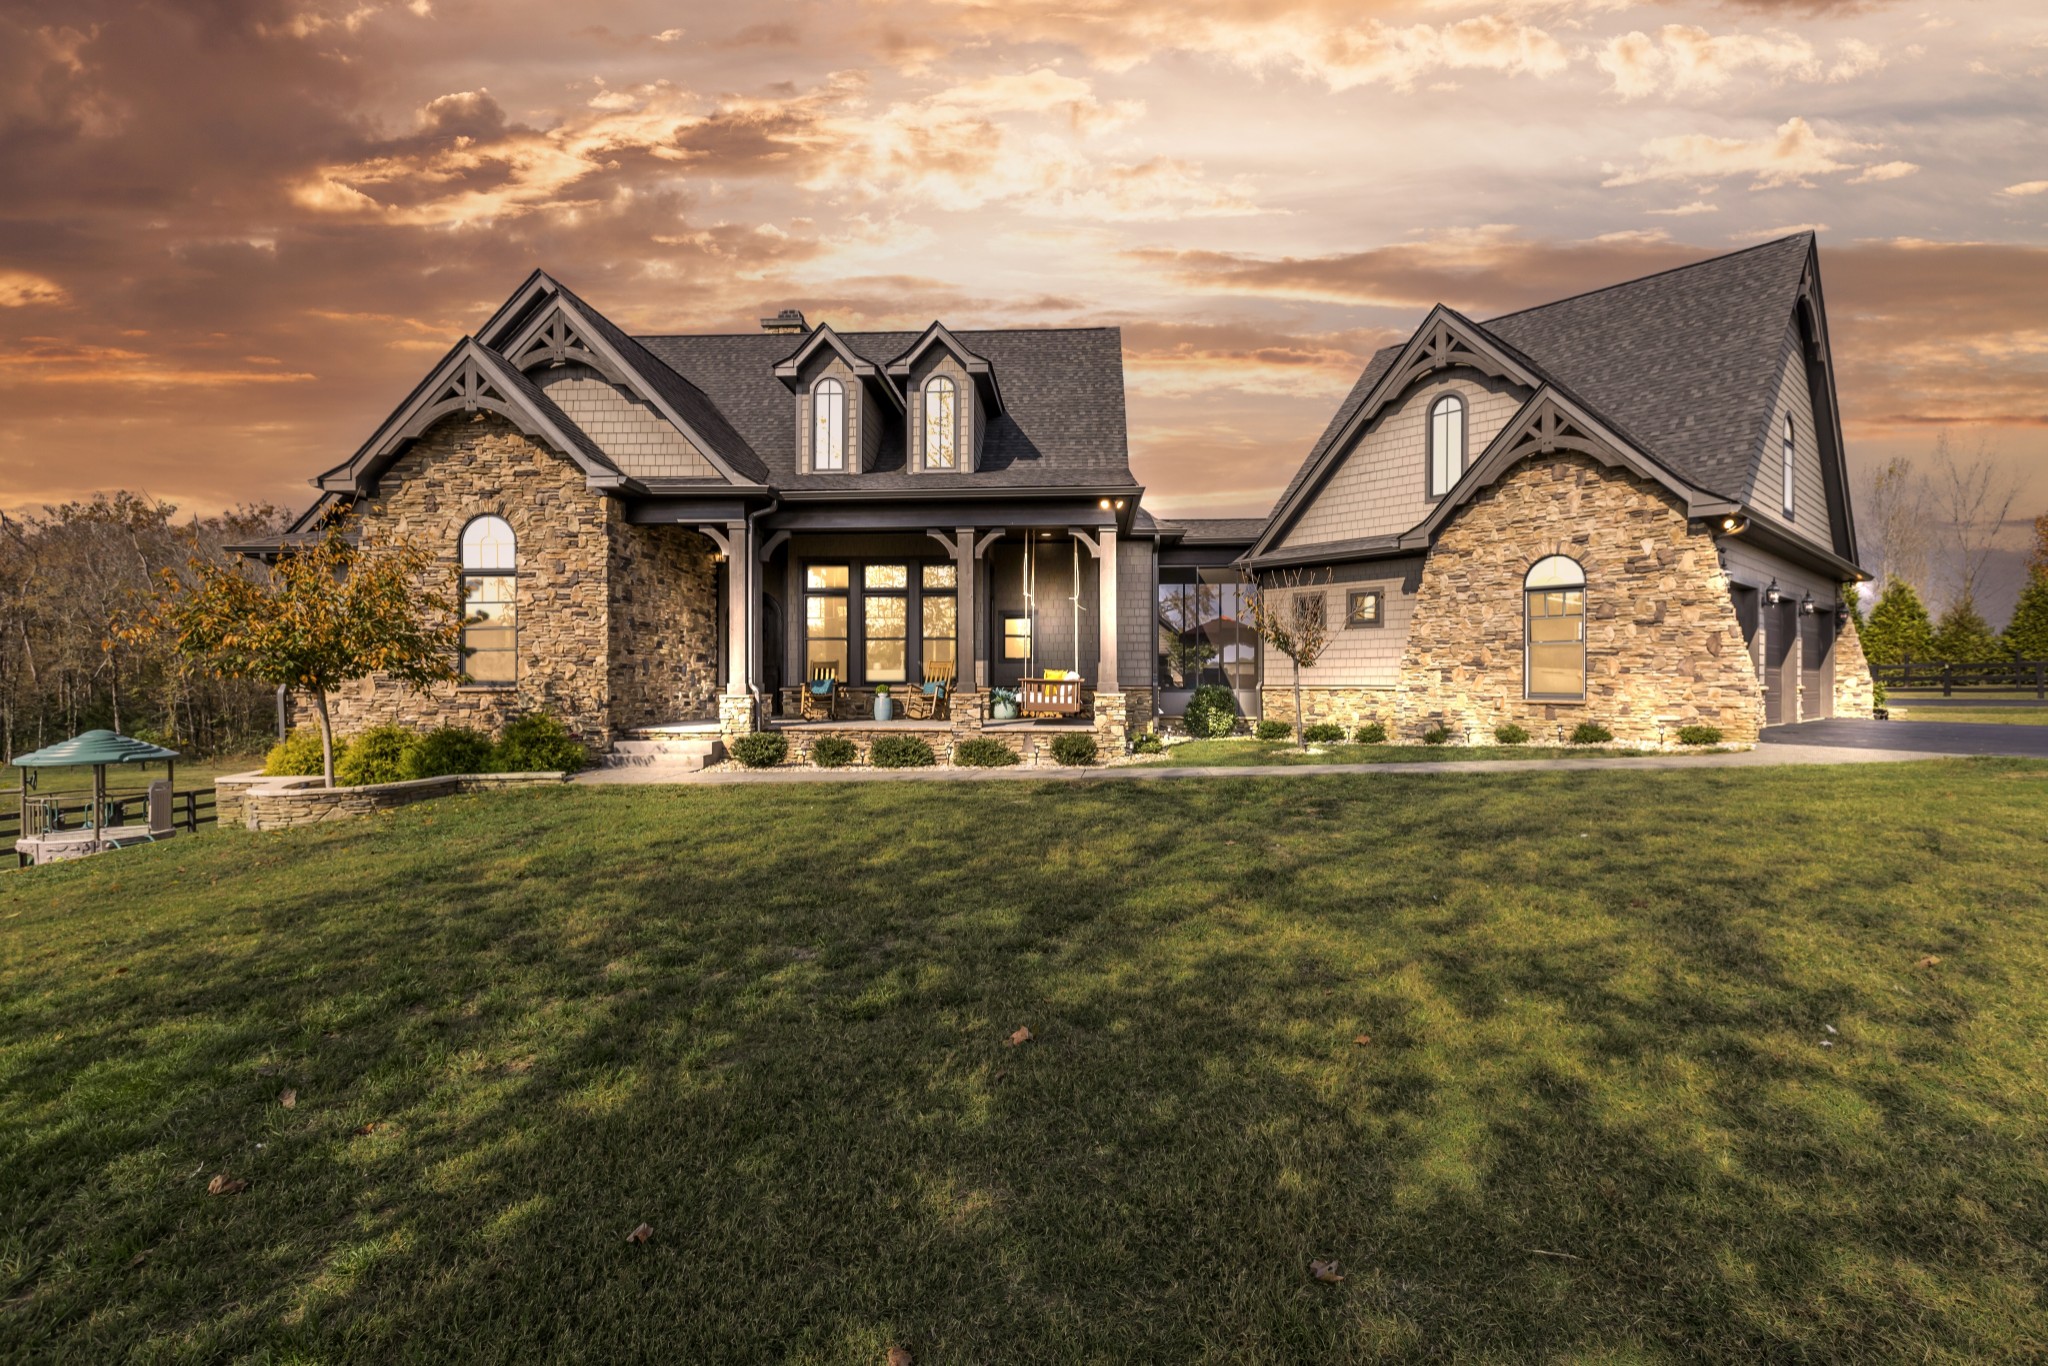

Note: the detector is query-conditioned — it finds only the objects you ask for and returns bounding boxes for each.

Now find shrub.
[1422,725,1452,746]
[1571,722,1614,746]
[954,737,1021,767]
[728,732,789,768]
[810,736,857,768]
[401,726,495,779]
[1255,719,1292,741]
[1131,732,1164,755]
[1182,684,1238,739]
[1051,733,1098,766]
[1353,721,1387,745]
[335,725,415,786]
[1676,724,1723,746]
[1494,723,1530,746]
[493,712,589,773]
[263,727,340,777]
[871,734,936,768]
[1303,722,1346,744]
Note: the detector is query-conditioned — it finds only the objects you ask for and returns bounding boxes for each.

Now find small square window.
[864,563,908,591]
[1002,615,1032,660]
[1347,589,1383,627]
[923,563,957,591]
[805,564,849,591]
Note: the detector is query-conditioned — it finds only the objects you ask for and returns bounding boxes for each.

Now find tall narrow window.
[460,515,517,685]
[921,563,957,680]
[923,375,957,469]
[1525,555,1586,701]
[804,564,849,680]
[812,377,847,472]
[863,563,909,682]
[1429,393,1466,497]
[1781,414,1795,519]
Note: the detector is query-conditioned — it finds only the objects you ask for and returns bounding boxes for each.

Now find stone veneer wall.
[222,771,568,831]
[1258,685,1399,731]
[1833,614,1876,719]
[607,518,721,731]
[1394,454,1764,746]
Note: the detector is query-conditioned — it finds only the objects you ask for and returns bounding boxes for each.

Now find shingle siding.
[537,363,715,478]
[1745,324,1830,545]
[1118,536,1154,689]
[1281,559,1424,688]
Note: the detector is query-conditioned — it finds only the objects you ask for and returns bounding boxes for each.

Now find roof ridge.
[1481,232,1812,326]
[633,325,1122,340]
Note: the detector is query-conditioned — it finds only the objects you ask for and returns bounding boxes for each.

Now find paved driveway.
[1760,719,2048,758]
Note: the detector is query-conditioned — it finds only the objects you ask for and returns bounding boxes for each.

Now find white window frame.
[1781,414,1795,520]
[923,375,957,470]
[812,376,847,472]
[1429,393,1466,498]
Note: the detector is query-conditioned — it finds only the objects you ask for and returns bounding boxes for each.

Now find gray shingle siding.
[537,364,716,479]
[1745,324,1830,544]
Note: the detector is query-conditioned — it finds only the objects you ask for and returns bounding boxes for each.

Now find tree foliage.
[1860,576,1937,666]
[1930,599,2005,665]
[1243,568,1331,749]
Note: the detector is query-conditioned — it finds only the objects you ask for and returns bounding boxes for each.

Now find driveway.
[1760,719,2048,758]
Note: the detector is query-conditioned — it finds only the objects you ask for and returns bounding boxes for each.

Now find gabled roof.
[638,327,1132,493]
[770,323,905,411]
[314,338,623,496]
[885,321,1006,416]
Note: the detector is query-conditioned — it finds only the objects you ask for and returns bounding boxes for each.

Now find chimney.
[759,308,808,334]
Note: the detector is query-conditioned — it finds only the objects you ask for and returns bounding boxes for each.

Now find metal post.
[1943,663,1952,698]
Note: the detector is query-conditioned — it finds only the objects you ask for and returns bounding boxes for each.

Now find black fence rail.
[2,788,216,846]
[1873,660,2048,698]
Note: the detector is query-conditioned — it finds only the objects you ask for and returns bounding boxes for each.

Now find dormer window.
[923,376,957,470]
[1429,393,1465,498]
[812,377,847,472]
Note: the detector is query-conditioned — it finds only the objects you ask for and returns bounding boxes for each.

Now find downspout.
[1071,536,1081,675]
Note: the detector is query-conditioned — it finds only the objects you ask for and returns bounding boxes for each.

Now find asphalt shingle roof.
[1161,517,1272,545]
[635,328,1133,492]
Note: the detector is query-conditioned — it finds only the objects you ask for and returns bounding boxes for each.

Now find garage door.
[1763,602,1798,726]
[1802,610,1834,721]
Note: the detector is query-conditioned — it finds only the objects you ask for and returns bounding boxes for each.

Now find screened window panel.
[462,575,517,683]
[865,595,907,681]
[813,378,847,471]
[924,377,956,468]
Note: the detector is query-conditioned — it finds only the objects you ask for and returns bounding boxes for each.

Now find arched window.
[460,515,517,685]
[812,377,847,472]
[1429,393,1466,497]
[1781,414,1795,519]
[1524,554,1585,700]
[923,375,957,469]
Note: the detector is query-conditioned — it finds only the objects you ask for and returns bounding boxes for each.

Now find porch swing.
[1016,535,1084,719]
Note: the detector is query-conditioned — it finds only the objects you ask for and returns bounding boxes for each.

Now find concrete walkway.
[577,738,2006,787]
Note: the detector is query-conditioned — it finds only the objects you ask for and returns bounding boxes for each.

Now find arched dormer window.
[1525,555,1585,701]
[923,375,957,470]
[812,377,847,472]
[1429,393,1466,498]
[461,515,517,685]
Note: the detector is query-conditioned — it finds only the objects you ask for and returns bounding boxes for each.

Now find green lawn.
[1889,706,2048,726]
[6,762,2048,1361]
[1140,738,1670,766]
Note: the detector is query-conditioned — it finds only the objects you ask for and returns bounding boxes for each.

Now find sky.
[2,0,2044,552]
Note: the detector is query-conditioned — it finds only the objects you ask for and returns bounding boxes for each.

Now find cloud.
[1595,26,1835,100]
[1121,320,1401,397]
[1602,116,1875,189]
[2004,180,2048,197]
[0,272,68,308]
[1647,201,1720,216]
[1848,160,1918,183]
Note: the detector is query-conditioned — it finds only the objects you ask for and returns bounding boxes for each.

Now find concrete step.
[601,738,722,771]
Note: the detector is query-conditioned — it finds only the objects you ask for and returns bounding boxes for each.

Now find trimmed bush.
[1255,719,1292,741]
[1571,722,1614,746]
[263,727,341,777]
[1303,722,1346,744]
[1051,733,1098,766]
[1422,725,1452,746]
[1130,732,1164,755]
[728,732,789,768]
[1182,684,1238,739]
[335,725,415,786]
[1676,724,1724,747]
[810,736,857,768]
[1353,721,1387,745]
[871,734,937,768]
[1494,723,1530,747]
[953,737,1021,767]
[493,712,589,773]
[401,726,495,780]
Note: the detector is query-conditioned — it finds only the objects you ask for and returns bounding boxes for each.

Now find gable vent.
[759,308,808,334]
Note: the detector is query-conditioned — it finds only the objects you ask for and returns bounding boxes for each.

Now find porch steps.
[601,737,722,773]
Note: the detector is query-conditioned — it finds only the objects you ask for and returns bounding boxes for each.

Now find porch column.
[954,526,976,687]
[701,520,755,738]
[1097,526,1119,690]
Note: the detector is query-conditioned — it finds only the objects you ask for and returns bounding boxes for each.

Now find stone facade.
[1258,684,1398,732]
[221,771,567,831]
[1394,454,1764,746]
[1833,613,1876,720]
[609,520,721,732]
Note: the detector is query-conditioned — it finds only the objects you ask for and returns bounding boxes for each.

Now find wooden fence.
[2,788,216,846]
[1872,660,2048,698]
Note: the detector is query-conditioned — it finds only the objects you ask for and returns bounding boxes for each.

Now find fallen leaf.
[1310,1259,1345,1284]
[113,967,128,976]
[626,1223,653,1244]
[206,1175,248,1197]
[278,1089,296,1109]
[355,1121,383,1135]
[1007,1027,1033,1047]
[1353,1034,1372,1047]
[888,1349,913,1366]
[1916,955,1942,968]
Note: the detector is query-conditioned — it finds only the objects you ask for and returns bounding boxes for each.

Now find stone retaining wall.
[218,770,569,831]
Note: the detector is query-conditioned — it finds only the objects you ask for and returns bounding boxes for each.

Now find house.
[236,231,1869,755]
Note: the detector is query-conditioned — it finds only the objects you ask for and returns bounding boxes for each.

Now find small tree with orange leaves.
[1243,567,1333,749]
[135,524,463,786]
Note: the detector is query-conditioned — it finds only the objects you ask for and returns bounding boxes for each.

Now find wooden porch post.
[1097,526,1119,690]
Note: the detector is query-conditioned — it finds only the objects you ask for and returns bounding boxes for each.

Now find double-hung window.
[804,564,850,680]
[460,515,517,685]
[921,564,957,677]
[1524,555,1586,700]
[863,564,909,683]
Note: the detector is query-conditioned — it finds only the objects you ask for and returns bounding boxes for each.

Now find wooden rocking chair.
[904,662,956,720]
[800,664,840,721]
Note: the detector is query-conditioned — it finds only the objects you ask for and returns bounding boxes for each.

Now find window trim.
[1781,413,1795,520]
[1345,588,1384,628]
[1427,392,1467,501]
[803,557,958,687]
[1523,554,1587,702]
[811,376,848,473]
[458,514,518,688]
[922,374,958,471]
[802,561,852,684]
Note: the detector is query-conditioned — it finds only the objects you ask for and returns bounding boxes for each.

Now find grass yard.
[6,761,2048,1361]
[1888,706,2048,727]
[1139,738,1666,767]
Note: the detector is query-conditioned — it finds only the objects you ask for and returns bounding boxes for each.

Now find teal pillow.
[922,681,942,696]
[809,679,833,696]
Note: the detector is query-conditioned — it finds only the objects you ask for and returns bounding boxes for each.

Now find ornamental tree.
[134,524,464,786]
[2003,577,2048,662]
[1859,575,1936,666]
[1930,597,2005,664]
[1243,568,1332,749]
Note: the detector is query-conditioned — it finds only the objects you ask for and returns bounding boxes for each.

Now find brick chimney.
[759,308,808,334]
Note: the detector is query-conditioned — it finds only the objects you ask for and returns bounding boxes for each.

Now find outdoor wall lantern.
[1800,591,1817,615]
[1764,579,1782,607]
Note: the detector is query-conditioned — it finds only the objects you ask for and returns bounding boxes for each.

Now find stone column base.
[717,693,757,740]
[1092,691,1128,754]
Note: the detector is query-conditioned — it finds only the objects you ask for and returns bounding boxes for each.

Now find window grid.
[923,376,957,469]
[812,377,847,472]
[1524,555,1586,701]
[460,515,516,686]
[1429,393,1466,498]
[1346,589,1383,628]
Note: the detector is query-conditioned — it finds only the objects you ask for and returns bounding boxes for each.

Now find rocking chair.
[801,664,840,721]
[904,662,956,720]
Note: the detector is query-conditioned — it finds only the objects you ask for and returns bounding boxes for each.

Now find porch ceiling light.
[1719,514,1748,534]
[1098,498,1112,510]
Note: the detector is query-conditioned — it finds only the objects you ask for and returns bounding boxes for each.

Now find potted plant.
[989,686,1019,721]
[873,684,894,722]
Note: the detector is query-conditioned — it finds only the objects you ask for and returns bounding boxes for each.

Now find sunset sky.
[2,0,2044,535]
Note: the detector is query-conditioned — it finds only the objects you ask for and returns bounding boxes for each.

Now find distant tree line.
[1855,434,2046,666]
[0,493,289,762]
